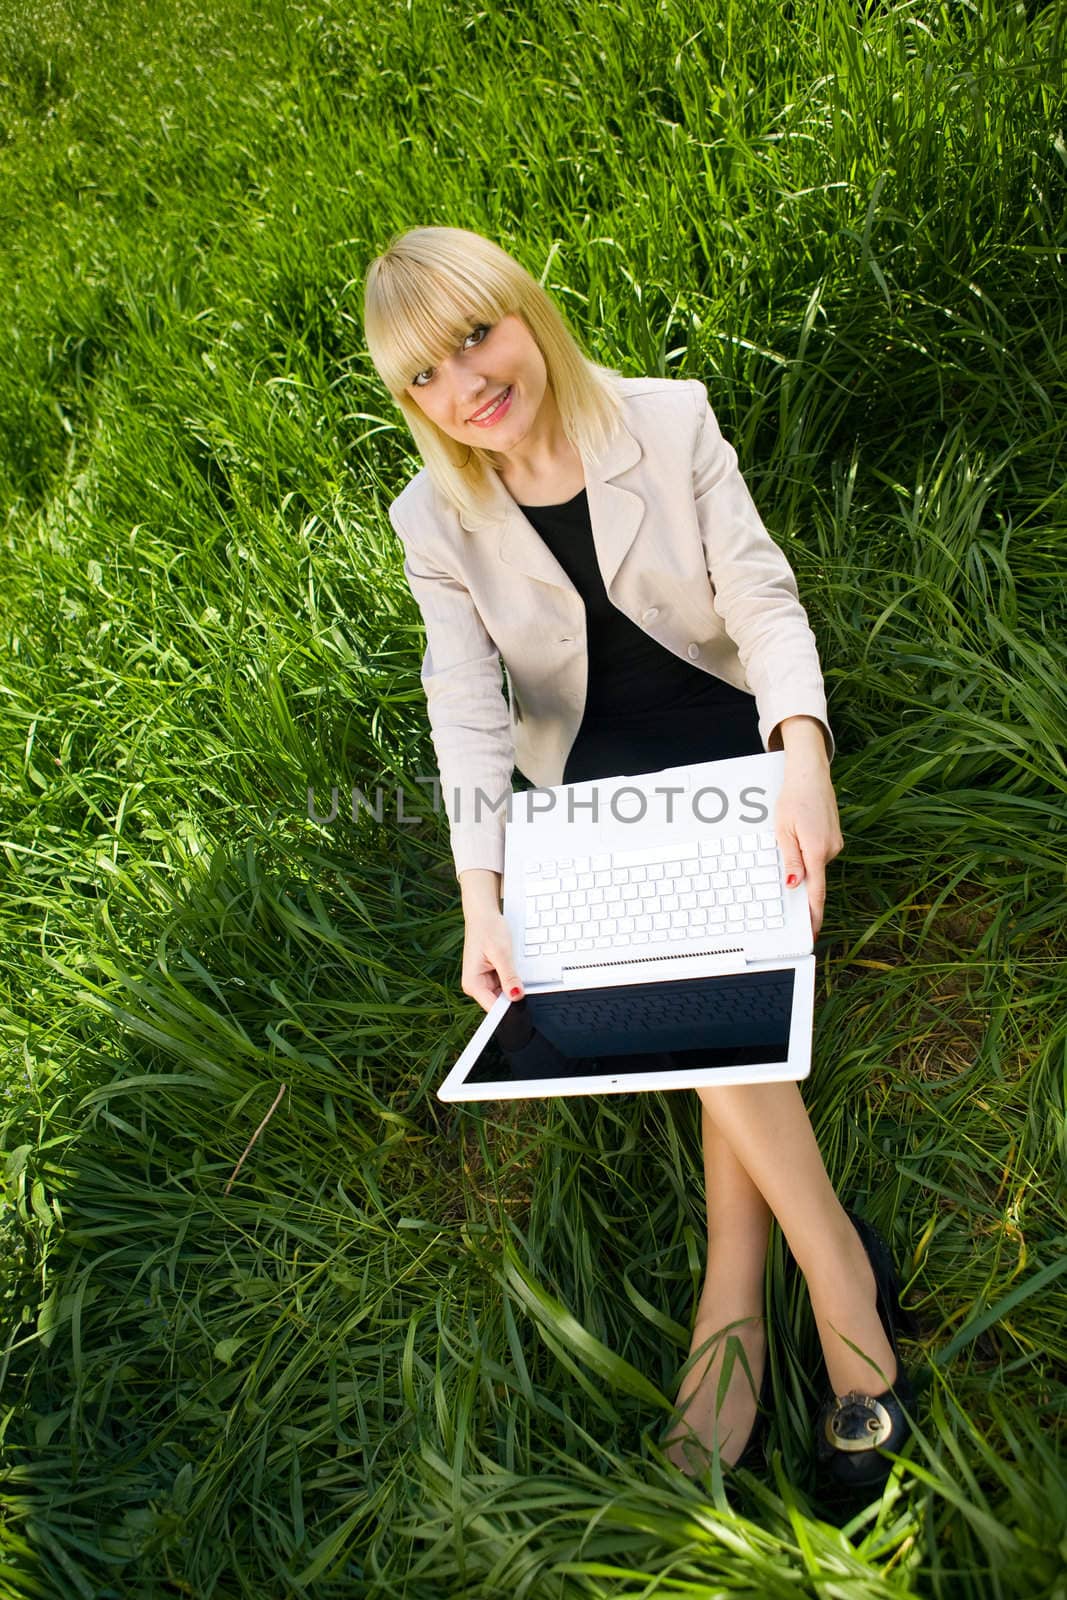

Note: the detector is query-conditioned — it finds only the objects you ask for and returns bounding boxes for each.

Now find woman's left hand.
[774,729,844,939]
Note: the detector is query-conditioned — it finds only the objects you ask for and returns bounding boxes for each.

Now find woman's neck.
[497,442,585,507]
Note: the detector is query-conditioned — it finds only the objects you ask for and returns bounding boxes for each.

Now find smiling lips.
[468,385,513,425]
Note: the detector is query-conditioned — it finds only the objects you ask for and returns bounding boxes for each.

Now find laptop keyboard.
[530,970,794,1037]
[522,832,786,958]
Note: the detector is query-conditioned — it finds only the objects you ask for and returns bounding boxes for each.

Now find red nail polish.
[786,874,798,888]
[509,986,522,999]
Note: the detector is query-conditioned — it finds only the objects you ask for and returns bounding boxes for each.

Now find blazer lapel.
[583,409,645,596]
[468,407,646,598]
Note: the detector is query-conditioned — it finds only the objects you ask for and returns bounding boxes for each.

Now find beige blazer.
[388,375,834,881]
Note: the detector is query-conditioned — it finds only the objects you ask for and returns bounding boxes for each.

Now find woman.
[363,225,916,1492]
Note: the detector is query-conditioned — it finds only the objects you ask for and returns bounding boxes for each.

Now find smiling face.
[403,312,551,456]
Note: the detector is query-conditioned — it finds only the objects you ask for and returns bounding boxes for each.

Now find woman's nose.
[459,376,489,414]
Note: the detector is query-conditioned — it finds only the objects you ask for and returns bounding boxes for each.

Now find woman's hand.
[459,869,524,1012]
[461,900,524,1013]
[773,718,844,939]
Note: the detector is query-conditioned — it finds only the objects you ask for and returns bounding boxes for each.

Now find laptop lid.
[437,954,815,1102]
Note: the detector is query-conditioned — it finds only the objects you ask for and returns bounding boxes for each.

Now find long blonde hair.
[363,226,624,525]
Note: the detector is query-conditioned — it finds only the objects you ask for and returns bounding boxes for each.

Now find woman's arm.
[390,501,525,1006]
[688,384,841,931]
[689,381,834,764]
[389,501,516,883]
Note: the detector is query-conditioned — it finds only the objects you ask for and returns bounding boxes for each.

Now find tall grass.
[1,0,1065,1593]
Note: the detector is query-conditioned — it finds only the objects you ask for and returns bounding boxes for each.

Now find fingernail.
[786,874,798,888]
[509,986,522,999]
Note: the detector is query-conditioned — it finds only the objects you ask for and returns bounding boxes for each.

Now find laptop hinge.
[560,948,745,988]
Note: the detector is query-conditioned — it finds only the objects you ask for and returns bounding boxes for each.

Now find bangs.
[366,250,516,393]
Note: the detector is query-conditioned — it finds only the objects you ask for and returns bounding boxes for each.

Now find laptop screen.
[461,968,795,1087]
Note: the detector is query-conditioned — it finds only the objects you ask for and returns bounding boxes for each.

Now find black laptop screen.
[462,968,794,1086]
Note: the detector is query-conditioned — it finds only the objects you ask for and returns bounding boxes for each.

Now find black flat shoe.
[815,1211,918,1494]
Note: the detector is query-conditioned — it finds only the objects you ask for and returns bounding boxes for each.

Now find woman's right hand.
[461,904,524,1013]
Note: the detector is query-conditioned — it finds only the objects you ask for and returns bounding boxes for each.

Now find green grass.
[1,0,1065,1593]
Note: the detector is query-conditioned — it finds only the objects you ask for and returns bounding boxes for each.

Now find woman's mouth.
[468,386,513,426]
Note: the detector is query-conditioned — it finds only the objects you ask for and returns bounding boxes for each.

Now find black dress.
[516,488,764,784]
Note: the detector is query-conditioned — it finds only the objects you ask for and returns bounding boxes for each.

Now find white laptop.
[437,751,815,1102]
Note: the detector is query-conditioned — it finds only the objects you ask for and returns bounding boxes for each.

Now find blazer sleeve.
[689,381,835,762]
[389,500,515,881]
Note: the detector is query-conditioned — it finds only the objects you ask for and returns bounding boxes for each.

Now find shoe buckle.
[823,1391,894,1452]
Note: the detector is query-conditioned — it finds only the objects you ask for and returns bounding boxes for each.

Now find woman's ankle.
[701,1240,767,1307]
[802,1212,878,1308]
[782,1199,859,1281]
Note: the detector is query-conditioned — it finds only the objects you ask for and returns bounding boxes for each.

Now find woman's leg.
[695,1080,898,1398]
[664,1097,771,1472]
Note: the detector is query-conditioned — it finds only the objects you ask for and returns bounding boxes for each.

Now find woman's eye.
[411,326,488,386]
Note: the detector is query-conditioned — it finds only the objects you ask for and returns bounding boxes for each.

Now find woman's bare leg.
[664,1097,771,1472]
[695,1080,898,1398]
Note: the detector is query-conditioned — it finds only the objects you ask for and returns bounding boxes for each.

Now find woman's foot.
[813,1213,916,1493]
[663,1310,767,1475]
[806,1213,899,1396]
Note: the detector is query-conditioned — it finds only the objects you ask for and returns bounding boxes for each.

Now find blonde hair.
[363,226,624,525]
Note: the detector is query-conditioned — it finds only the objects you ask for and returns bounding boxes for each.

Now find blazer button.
[687,642,700,659]
[642,607,659,624]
